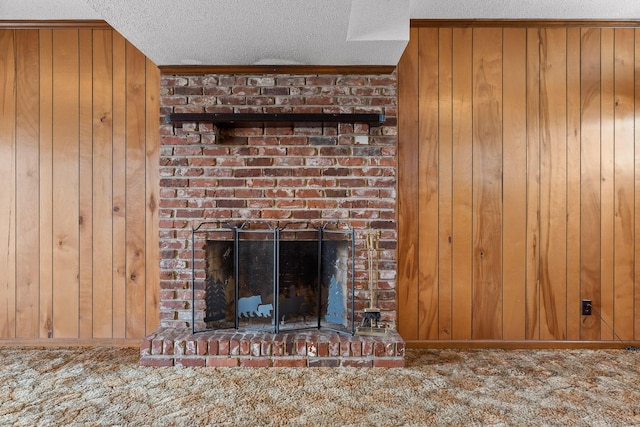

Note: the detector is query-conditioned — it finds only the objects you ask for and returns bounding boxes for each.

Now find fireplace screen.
[192,222,355,334]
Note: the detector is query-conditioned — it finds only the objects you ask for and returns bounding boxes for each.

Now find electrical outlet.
[581,300,592,316]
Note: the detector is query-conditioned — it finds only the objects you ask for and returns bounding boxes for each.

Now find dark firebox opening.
[201,224,353,334]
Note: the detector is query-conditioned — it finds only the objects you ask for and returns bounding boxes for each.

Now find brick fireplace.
[140,72,404,367]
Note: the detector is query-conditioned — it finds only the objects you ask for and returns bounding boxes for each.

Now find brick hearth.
[141,328,405,368]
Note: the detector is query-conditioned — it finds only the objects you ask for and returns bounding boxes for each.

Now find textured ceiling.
[82,0,410,66]
[411,0,640,19]
[0,0,99,19]
[2,0,640,66]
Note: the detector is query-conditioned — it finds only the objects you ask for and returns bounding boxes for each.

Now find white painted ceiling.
[1,0,640,66]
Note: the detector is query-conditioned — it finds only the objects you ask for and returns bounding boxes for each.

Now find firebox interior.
[194,222,354,334]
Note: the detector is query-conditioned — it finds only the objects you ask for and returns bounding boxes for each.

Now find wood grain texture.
[39,29,54,339]
[92,29,114,339]
[79,28,94,339]
[451,28,473,340]
[565,28,582,341]
[396,27,420,340]
[125,41,147,339]
[502,28,527,340]
[613,28,635,342]
[112,31,127,339]
[580,28,602,341]
[417,27,440,340]
[438,28,453,340]
[538,28,567,340]
[0,28,160,342]
[525,28,541,340]
[145,58,161,334]
[0,30,17,339]
[600,29,615,341]
[636,28,640,341]
[399,23,640,344]
[52,29,80,339]
[471,27,503,340]
[15,30,40,338]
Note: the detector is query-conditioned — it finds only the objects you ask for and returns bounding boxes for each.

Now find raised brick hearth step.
[140,327,405,368]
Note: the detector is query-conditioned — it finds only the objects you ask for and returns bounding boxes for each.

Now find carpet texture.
[1,346,639,426]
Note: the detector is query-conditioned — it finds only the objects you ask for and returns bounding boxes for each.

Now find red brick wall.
[158,73,398,330]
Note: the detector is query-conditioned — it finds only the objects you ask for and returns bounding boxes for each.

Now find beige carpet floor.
[1,346,639,426]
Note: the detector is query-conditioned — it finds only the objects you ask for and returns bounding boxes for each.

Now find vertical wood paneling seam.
[578,30,582,338]
[123,41,127,336]
[49,28,54,338]
[76,28,81,338]
[143,57,147,329]
[631,27,634,342]
[527,28,540,339]
[501,27,505,339]
[437,28,440,338]
[91,28,96,338]
[534,27,542,340]
[534,28,539,340]
[90,28,95,338]
[468,27,472,338]
[111,30,115,337]
[449,28,453,337]
[635,26,640,341]
[416,30,421,336]
[533,27,539,340]
[123,41,128,336]
[525,29,530,338]
[565,28,569,338]
[633,27,636,340]
[537,28,542,340]
[142,55,146,330]
[37,30,42,336]
[612,29,616,338]
[562,27,569,340]
[470,27,474,338]
[449,29,454,337]
[50,30,54,337]
[12,30,17,338]
[599,29,603,341]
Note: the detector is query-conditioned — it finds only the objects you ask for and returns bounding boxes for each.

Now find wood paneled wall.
[398,25,640,343]
[0,28,160,342]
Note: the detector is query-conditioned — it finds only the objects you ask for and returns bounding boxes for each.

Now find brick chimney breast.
[158,72,398,331]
